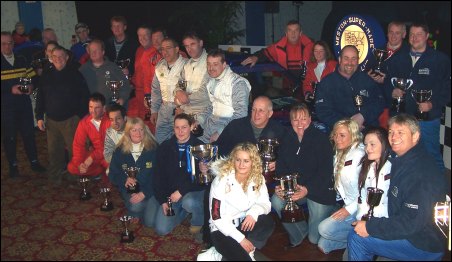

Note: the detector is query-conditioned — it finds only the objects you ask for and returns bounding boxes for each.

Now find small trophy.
[106,80,123,103]
[100,187,114,211]
[391,77,413,113]
[411,89,432,121]
[19,77,32,93]
[166,197,175,216]
[354,95,363,112]
[188,144,218,185]
[372,49,388,76]
[361,187,384,221]
[79,177,91,201]
[300,61,307,80]
[257,138,279,184]
[173,80,188,116]
[144,94,152,121]
[119,215,134,243]
[116,58,130,79]
[274,173,305,223]
[125,166,140,194]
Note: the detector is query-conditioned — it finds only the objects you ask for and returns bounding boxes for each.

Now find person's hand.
[241,56,258,67]
[161,202,169,215]
[331,207,350,221]
[352,220,369,237]
[240,215,256,232]
[170,190,182,203]
[174,90,189,105]
[129,192,145,204]
[125,177,137,188]
[11,85,23,95]
[37,120,46,131]
[367,70,385,84]
[150,113,158,125]
[79,163,88,174]
[274,185,285,200]
[418,101,433,112]
[291,185,307,202]
[392,88,405,99]
[116,98,124,106]
[351,113,365,131]
[210,132,219,143]
[83,156,93,168]
[304,92,314,103]
[199,161,209,174]
[239,238,255,253]
[268,161,276,172]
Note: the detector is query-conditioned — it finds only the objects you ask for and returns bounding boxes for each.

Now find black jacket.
[104,34,138,76]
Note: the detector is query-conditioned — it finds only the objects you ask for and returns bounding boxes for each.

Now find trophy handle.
[119,80,123,87]
[426,90,433,101]
[406,79,414,90]
[391,77,397,87]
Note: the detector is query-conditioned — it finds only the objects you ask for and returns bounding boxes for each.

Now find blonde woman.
[317,119,364,254]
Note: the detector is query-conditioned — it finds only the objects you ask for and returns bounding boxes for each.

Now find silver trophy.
[257,138,279,184]
[166,196,175,216]
[119,215,134,243]
[144,94,152,121]
[188,144,218,185]
[19,77,32,93]
[372,49,388,76]
[100,187,114,211]
[354,95,364,112]
[434,196,451,250]
[79,177,91,201]
[125,166,140,194]
[274,173,305,223]
[106,80,123,103]
[361,187,384,221]
[391,77,413,113]
[116,58,130,79]
[411,89,432,120]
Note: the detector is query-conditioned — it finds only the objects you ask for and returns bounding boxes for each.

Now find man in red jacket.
[68,93,111,184]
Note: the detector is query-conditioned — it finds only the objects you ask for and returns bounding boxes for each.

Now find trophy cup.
[257,138,279,184]
[100,187,114,211]
[274,173,305,223]
[434,196,451,250]
[19,77,32,93]
[79,177,91,201]
[125,166,140,194]
[361,187,384,221]
[106,80,123,103]
[144,94,152,121]
[166,196,175,216]
[372,49,388,76]
[119,215,134,243]
[173,80,188,116]
[354,95,363,112]
[188,144,218,185]
[116,58,130,79]
[411,89,432,120]
[391,77,414,113]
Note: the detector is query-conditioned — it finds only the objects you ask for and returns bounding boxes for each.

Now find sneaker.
[31,162,46,173]
[189,225,202,234]
[197,246,222,261]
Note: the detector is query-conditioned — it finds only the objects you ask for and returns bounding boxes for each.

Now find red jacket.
[302,60,337,96]
[262,35,314,70]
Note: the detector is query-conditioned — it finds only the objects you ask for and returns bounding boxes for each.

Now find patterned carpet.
[1,130,204,260]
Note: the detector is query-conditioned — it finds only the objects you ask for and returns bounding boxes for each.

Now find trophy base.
[166,210,175,216]
[281,208,305,223]
[80,192,92,201]
[120,232,134,243]
[100,203,114,211]
[127,184,140,194]
[391,100,405,113]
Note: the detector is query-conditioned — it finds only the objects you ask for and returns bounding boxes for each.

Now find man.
[150,38,188,144]
[79,39,130,106]
[196,49,251,143]
[42,28,57,46]
[36,45,89,185]
[104,16,138,77]
[315,45,385,131]
[348,114,446,261]
[70,22,92,63]
[104,103,127,172]
[1,31,45,178]
[241,20,314,92]
[386,23,450,172]
[67,93,110,184]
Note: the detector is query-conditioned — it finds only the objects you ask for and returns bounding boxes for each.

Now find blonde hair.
[118,117,158,154]
[217,142,264,192]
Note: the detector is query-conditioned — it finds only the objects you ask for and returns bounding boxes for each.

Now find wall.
[1,1,20,34]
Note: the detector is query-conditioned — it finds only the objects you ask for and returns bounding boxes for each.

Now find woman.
[301,40,337,101]
[208,142,274,261]
[317,119,364,254]
[109,117,159,227]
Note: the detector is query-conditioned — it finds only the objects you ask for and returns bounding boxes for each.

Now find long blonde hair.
[217,142,263,192]
[118,117,158,154]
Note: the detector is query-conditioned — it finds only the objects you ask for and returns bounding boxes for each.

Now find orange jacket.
[261,35,314,70]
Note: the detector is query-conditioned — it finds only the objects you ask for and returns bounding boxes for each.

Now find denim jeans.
[121,191,159,228]
[318,207,356,253]
[271,194,335,245]
[419,119,445,172]
[347,230,444,261]
[155,190,204,236]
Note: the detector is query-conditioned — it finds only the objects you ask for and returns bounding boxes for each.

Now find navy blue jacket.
[104,34,138,76]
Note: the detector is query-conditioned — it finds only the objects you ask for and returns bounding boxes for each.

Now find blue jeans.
[155,190,204,236]
[420,119,445,172]
[271,194,335,245]
[348,230,444,261]
[318,207,356,253]
[121,191,159,228]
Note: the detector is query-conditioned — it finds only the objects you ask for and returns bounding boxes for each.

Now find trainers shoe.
[197,246,222,261]
[189,225,202,234]
[31,162,46,173]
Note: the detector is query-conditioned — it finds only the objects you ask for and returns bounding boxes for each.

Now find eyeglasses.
[76,29,88,34]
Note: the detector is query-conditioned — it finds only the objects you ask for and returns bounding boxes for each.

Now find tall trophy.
[100,187,114,211]
[372,49,388,76]
[119,215,134,243]
[411,89,432,120]
[144,94,152,121]
[188,144,218,185]
[361,187,384,221]
[166,196,175,216]
[125,166,140,193]
[116,58,130,79]
[19,77,32,93]
[391,77,413,113]
[79,177,91,201]
[274,173,305,223]
[434,195,451,250]
[257,138,279,184]
[106,80,123,103]
[354,95,363,112]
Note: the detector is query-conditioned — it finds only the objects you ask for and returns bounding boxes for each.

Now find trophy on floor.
[411,89,432,120]
[166,196,175,216]
[434,195,451,250]
[125,166,140,193]
[372,49,388,76]
[116,58,130,79]
[144,94,152,121]
[100,187,113,211]
[119,215,134,243]
[354,95,364,112]
[257,138,279,184]
[274,173,305,223]
[361,187,384,221]
[188,144,218,185]
[79,177,91,201]
[106,80,123,103]
[19,76,32,93]
[391,77,413,113]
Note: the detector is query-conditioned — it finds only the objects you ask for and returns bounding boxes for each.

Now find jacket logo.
[344,160,353,166]
[121,164,128,171]
[404,203,418,209]
[146,162,152,169]
[418,68,430,75]
[211,198,221,220]
[359,90,369,97]
[391,186,398,197]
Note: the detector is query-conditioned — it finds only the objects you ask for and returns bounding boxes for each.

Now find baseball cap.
[75,22,89,31]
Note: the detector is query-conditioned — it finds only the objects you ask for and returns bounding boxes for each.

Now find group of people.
[1,13,450,262]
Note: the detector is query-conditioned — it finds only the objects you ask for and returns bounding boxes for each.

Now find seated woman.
[317,119,364,254]
[208,142,274,261]
[109,117,159,227]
